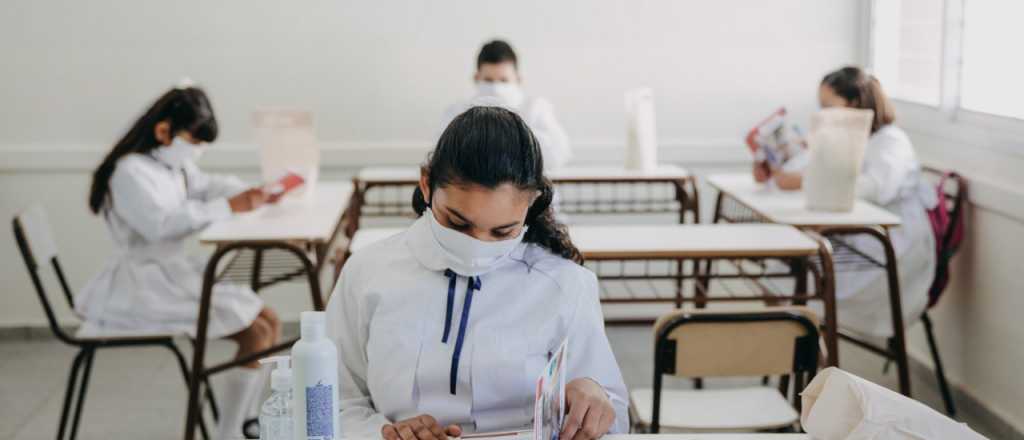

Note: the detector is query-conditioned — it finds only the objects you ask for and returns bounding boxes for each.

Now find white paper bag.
[253,109,320,202]
[624,88,657,171]
[803,108,873,212]
[801,368,987,440]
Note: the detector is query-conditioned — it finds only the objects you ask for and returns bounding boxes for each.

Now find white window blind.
[960,0,1024,120]
[870,0,944,106]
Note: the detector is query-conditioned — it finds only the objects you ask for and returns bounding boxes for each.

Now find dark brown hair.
[88,87,217,214]
[412,106,582,264]
[477,39,518,70]
[821,66,895,133]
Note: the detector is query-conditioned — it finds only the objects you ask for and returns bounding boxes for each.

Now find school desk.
[183,181,354,440]
[706,172,911,397]
[348,165,699,228]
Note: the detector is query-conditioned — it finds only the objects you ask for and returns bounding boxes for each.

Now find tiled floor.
[0,327,997,440]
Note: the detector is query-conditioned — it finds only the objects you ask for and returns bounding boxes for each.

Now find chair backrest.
[12,204,78,343]
[653,307,820,379]
[922,167,968,308]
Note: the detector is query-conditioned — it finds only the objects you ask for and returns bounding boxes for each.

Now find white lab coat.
[75,153,263,339]
[326,215,629,438]
[807,125,938,338]
[442,95,572,170]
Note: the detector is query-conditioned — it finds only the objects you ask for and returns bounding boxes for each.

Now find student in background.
[441,39,571,170]
[329,107,627,439]
[761,66,939,338]
[80,85,279,440]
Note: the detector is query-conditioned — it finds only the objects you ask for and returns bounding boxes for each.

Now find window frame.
[867,0,1024,145]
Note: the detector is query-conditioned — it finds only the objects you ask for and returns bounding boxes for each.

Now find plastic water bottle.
[258,356,293,440]
[292,311,340,440]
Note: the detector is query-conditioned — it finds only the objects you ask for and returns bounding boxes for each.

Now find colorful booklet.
[745,107,806,168]
[533,338,568,440]
[264,170,305,202]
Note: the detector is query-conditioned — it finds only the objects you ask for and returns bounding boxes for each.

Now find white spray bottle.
[292,311,339,440]
[258,356,293,440]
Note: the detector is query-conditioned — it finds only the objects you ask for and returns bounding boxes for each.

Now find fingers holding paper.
[561,378,615,440]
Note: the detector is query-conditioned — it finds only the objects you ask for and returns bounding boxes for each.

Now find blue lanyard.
[441,270,481,395]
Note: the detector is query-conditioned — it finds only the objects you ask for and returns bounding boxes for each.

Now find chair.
[917,167,969,416]
[12,204,218,440]
[630,307,821,433]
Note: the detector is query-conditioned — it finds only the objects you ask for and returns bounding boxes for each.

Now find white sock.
[247,366,271,419]
[216,368,262,440]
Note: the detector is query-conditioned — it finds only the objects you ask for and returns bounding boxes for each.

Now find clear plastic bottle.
[258,356,294,440]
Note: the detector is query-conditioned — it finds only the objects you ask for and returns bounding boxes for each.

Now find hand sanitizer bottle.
[258,356,293,440]
[292,311,339,440]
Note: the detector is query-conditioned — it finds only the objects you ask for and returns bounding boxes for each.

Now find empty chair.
[12,204,218,440]
[631,307,820,433]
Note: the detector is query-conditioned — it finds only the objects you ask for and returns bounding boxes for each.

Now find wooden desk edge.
[200,237,326,246]
[708,182,900,229]
[583,248,819,260]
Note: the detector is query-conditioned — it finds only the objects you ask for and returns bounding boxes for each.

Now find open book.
[745,107,806,168]
[460,339,568,440]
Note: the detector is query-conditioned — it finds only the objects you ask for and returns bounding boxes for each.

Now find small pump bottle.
[258,356,294,440]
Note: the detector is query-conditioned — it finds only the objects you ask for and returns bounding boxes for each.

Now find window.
[870,0,1024,123]
[870,0,944,106]
[960,1,1024,120]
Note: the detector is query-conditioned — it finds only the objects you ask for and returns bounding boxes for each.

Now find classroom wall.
[0,0,864,328]
[897,102,1024,432]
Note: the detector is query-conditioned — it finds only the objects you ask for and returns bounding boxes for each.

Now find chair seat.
[631,386,799,431]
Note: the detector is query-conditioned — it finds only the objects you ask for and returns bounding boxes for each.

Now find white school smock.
[75,153,263,339]
[813,125,938,338]
[442,95,572,170]
[326,214,629,437]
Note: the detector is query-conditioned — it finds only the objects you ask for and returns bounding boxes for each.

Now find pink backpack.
[926,171,967,308]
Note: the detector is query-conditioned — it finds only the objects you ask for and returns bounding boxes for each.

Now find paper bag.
[253,109,320,202]
[801,368,987,439]
[803,108,873,212]
[624,88,657,171]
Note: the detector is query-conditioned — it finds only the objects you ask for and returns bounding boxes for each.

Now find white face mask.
[476,81,525,108]
[152,137,203,168]
[427,208,527,276]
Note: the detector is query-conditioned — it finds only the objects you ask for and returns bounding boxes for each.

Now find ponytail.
[88,87,218,214]
[523,179,582,263]
[412,106,583,264]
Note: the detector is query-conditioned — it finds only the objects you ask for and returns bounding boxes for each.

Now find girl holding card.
[80,84,280,440]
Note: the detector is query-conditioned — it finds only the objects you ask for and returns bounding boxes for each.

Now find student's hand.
[381,414,461,440]
[770,167,803,191]
[228,188,268,213]
[752,161,771,183]
[561,378,615,440]
[265,189,285,204]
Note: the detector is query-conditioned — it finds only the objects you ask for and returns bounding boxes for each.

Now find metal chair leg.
[188,338,220,421]
[166,342,214,440]
[922,312,957,416]
[204,378,220,422]
[68,349,95,440]
[57,349,87,440]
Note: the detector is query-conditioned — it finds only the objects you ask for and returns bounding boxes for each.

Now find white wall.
[0,0,860,148]
[897,102,1024,432]
[0,0,863,329]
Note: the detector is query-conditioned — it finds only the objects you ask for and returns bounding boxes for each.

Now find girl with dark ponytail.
[78,84,280,440]
[411,106,581,263]
[326,106,628,439]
